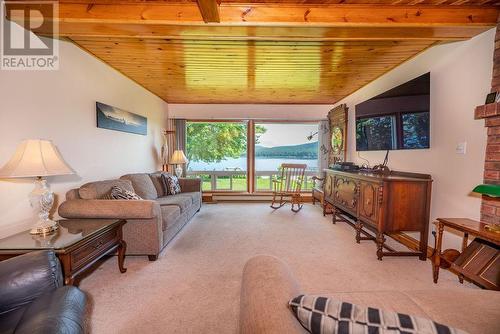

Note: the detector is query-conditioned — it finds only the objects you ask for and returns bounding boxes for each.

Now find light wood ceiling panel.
[6,0,497,103]
[71,38,436,103]
[217,0,500,4]
[52,0,500,5]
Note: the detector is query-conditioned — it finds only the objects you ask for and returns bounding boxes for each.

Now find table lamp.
[0,139,75,235]
[472,184,500,233]
[170,150,188,178]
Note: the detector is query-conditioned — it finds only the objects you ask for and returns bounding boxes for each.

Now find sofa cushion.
[160,205,181,230]
[149,172,167,197]
[66,189,81,200]
[161,174,181,195]
[15,286,86,334]
[0,307,25,334]
[240,255,306,334]
[78,179,134,200]
[120,173,158,200]
[181,192,202,205]
[402,289,500,334]
[155,195,192,213]
[289,294,468,334]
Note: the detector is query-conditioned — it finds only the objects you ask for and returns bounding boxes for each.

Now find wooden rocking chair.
[270,163,307,212]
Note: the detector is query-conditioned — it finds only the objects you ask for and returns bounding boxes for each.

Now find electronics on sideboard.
[329,162,360,172]
[329,150,391,174]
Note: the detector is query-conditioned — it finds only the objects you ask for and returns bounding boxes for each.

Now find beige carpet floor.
[79,203,471,333]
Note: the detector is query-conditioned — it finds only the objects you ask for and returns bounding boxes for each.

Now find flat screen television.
[355,73,430,151]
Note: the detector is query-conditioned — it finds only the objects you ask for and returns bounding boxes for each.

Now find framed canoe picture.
[96,102,147,135]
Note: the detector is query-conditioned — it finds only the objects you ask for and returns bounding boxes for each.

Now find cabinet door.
[359,182,380,226]
[324,174,334,202]
[333,175,358,215]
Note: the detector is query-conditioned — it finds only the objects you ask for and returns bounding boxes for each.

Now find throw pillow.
[289,295,468,334]
[161,173,181,195]
[158,172,173,195]
[107,186,143,200]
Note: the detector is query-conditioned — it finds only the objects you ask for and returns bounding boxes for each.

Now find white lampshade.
[170,150,188,165]
[0,139,74,178]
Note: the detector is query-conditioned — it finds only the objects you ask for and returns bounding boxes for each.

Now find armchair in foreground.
[0,251,87,334]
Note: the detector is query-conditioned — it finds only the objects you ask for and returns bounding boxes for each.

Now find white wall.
[334,29,495,247]
[170,29,495,249]
[0,38,168,238]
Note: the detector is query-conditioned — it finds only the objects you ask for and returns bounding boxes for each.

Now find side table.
[433,218,500,290]
[0,219,127,285]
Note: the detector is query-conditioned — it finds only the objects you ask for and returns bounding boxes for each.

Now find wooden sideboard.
[323,169,432,260]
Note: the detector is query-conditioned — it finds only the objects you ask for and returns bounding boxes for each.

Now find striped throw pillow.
[109,186,142,200]
[289,295,468,334]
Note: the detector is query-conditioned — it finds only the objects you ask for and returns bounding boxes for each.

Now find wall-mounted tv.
[355,73,430,151]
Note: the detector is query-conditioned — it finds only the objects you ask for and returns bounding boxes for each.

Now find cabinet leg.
[432,222,444,284]
[118,240,127,273]
[432,260,440,284]
[332,206,336,224]
[376,232,385,261]
[419,229,429,261]
[355,221,363,243]
[322,203,326,217]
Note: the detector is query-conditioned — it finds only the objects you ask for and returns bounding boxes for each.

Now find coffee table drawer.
[71,229,118,270]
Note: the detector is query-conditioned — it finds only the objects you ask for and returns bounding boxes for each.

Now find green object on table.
[472,184,500,197]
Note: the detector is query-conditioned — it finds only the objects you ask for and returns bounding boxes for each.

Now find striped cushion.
[107,186,142,200]
[289,295,468,334]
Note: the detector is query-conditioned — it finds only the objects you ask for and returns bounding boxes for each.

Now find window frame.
[186,119,320,195]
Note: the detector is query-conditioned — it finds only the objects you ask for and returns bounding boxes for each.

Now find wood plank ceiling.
[6,0,500,104]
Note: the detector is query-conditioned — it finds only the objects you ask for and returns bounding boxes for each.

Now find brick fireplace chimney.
[475,24,500,225]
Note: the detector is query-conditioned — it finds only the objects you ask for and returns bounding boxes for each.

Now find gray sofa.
[58,172,201,261]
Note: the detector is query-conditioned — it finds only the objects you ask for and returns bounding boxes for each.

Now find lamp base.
[175,165,183,178]
[29,177,57,235]
[30,219,59,235]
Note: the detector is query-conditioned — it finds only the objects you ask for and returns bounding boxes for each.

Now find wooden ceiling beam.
[5,3,498,41]
[197,0,221,23]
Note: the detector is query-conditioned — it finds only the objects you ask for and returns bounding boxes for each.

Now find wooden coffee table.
[0,219,127,285]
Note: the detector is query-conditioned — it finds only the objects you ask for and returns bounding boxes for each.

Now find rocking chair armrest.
[311,176,324,181]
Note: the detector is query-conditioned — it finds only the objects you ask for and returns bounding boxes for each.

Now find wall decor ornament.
[327,104,348,165]
[96,102,147,135]
[161,129,169,172]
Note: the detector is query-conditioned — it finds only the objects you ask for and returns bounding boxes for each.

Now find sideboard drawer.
[71,229,118,270]
[333,175,359,215]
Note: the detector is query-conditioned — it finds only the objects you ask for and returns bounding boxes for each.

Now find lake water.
[188,157,317,172]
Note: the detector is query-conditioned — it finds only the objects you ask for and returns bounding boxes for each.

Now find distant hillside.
[254,141,318,159]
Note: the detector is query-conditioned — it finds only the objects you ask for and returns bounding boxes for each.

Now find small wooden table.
[433,218,500,289]
[0,219,127,285]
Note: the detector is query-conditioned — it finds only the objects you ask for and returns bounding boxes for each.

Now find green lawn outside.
[192,175,313,192]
